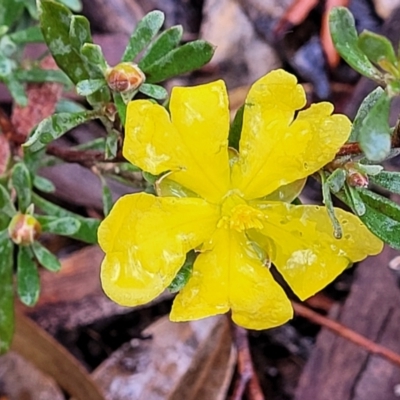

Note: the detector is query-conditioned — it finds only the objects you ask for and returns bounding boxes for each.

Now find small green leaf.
[37,216,81,236]
[358,30,397,66]
[0,54,15,78]
[11,163,32,212]
[113,93,127,126]
[229,105,244,150]
[17,246,40,307]
[144,40,215,83]
[349,87,384,142]
[31,241,61,272]
[8,26,44,43]
[55,98,87,113]
[14,68,72,85]
[105,129,119,159]
[33,175,55,193]
[358,90,391,162]
[0,233,14,354]
[358,188,400,221]
[327,168,347,193]
[357,164,383,176]
[139,25,183,70]
[76,78,106,96]
[24,110,99,152]
[329,7,381,80]
[32,193,99,243]
[0,184,16,218]
[122,10,165,62]
[5,76,27,106]
[139,83,168,100]
[168,251,195,293]
[39,0,90,83]
[371,171,400,194]
[73,137,105,151]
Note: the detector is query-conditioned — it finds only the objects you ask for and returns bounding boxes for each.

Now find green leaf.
[39,0,90,83]
[31,241,61,272]
[139,25,183,70]
[76,78,106,96]
[229,105,244,150]
[349,87,384,142]
[0,234,14,354]
[37,216,81,236]
[168,251,195,293]
[5,76,27,106]
[358,90,391,162]
[358,188,400,221]
[0,184,16,218]
[358,30,397,66]
[17,246,40,307]
[0,54,15,77]
[144,40,215,83]
[8,26,44,43]
[55,98,87,113]
[32,193,99,243]
[68,14,91,50]
[23,110,99,152]
[371,171,400,194]
[72,137,105,151]
[139,83,168,100]
[33,175,55,193]
[329,7,381,80]
[11,163,32,212]
[121,10,165,62]
[0,0,24,27]
[14,68,72,86]
[113,93,127,126]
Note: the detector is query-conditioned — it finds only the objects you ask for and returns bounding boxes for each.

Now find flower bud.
[346,170,369,188]
[105,63,145,93]
[8,213,41,246]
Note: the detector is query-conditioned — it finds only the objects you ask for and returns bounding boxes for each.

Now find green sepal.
[349,87,384,142]
[32,193,99,243]
[17,245,40,307]
[358,30,397,66]
[371,171,400,194]
[0,233,14,354]
[168,250,195,293]
[113,93,127,126]
[11,162,32,212]
[0,184,17,218]
[139,83,168,100]
[329,7,381,80]
[31,241,61,272]
[144,40,215,83]
[229,105,244,150]
[139,25,183,70]
[345,184,366,216]
[358,89,391,162]
[37,215,81,236]
[121,10,165,62]
[326,168,346,193]
[23,110,99,152]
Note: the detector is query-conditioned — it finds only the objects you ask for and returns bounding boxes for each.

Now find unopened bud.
[346,170,369,188]
[8,213,41,246]
[105,62,145,93]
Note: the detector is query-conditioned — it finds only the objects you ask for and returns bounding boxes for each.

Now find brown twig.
[292,301,400,368]
[230,324,265,400]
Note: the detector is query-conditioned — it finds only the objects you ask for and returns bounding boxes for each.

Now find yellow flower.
[98,69,383,330]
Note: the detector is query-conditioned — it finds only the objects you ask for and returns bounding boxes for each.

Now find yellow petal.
[98,193,219,306]
[251,202,383,300]
[170,227,293,330]
[124,80,231,203]
[232,69,351,200]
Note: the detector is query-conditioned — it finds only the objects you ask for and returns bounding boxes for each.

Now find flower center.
[218,193,264,232]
